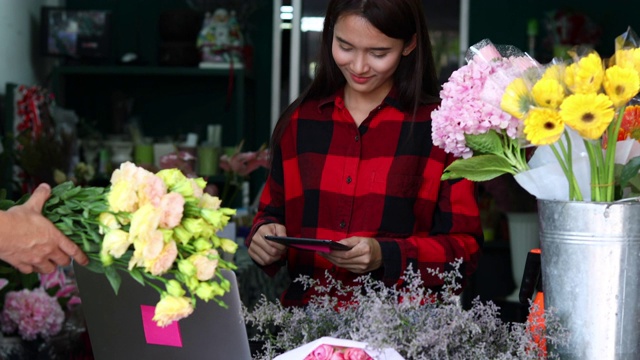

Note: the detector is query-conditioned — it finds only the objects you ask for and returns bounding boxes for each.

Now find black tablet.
[264,235,352,251]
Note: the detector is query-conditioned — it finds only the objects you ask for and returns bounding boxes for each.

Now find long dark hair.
[270,0,439,152]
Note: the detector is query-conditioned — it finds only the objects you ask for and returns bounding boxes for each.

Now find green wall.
[469,0,640,62]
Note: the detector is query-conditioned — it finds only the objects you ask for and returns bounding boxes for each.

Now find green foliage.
[442,155,515,181]
[464,131,504,156]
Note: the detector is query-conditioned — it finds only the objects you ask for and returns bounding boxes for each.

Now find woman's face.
[331,14,414,99]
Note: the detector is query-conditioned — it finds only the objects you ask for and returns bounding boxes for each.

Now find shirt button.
[339,221,346,229]
[354,135,359,142]
[346,176,352,184]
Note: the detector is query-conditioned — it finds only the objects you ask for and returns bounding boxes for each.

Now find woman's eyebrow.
[335,35,392,51]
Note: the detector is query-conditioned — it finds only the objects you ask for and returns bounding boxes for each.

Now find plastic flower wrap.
[432,27,640,202]
[4,162,238,327]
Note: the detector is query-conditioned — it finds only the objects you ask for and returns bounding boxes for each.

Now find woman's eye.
[371,52,387,58]
[340,45,353,52]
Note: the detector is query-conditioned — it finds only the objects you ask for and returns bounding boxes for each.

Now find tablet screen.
[264,235,352,252]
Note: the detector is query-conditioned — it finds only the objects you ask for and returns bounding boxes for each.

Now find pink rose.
[343,347,373,360]
[304,344,335,360]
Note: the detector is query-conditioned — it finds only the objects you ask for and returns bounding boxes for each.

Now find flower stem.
[603,108,625,202]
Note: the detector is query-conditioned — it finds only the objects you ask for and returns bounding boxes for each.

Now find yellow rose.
[108,181,139,213]
[152,294,194,327]
[146,240,178,276]
[98,212,121,235]
[129,204,161,241]
[101,229,131,258]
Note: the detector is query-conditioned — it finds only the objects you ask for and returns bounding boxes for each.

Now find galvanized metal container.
[538,199,640,359]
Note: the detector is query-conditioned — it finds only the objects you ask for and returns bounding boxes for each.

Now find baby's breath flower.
[244,259,569,360]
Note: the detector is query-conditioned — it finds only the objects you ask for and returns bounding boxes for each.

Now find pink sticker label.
[140,305,183,347]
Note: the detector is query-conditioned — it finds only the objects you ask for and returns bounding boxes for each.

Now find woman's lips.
[350,73,371,84]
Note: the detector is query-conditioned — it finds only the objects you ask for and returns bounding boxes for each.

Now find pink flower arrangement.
[431,40,536,159]
[0,288,65,341]
[304,344,373,360]
[0,267,80,342]
[216,140,269,206]
[219,146,270,177]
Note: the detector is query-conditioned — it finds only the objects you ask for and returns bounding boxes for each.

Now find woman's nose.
[351,52,369,74]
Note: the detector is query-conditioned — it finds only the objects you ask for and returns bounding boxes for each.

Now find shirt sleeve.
[376,152,484,290]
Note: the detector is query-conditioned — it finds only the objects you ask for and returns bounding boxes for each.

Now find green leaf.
[442,155,514,182]
[464,131,504,156]
[0,199,16,211]
[85,259,106,273]
[620,156,640,190]
[51,182,74,196]
[129,269,146,286]
[104,266,122,295]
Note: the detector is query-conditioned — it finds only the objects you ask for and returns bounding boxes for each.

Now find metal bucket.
[538,199,640,359]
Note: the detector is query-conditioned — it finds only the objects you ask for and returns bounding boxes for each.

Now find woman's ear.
[402,34,417,56]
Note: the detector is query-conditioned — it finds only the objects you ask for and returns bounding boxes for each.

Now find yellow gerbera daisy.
[559,93,615,139]
[564,53,605,95]
[532,78,565,109]
[523,107,565,145]
[614,48,640,73]
[542,63,565,82]
[603,65,640,108]
[501,78,533,119]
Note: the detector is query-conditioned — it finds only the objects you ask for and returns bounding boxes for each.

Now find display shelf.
[54,65,247,77]
[50,64,247,145]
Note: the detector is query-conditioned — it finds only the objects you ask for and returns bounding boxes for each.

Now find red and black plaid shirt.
[247,89,483,307]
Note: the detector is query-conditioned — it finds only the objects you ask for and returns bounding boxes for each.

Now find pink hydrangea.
[431,58,521,158]
[1,288,64,340]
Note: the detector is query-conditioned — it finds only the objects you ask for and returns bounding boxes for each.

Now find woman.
[247,0,483,307]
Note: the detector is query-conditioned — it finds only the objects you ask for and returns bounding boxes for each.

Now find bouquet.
[3,161,238,327]
[432,27,640,202]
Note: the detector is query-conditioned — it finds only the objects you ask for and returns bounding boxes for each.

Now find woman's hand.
[322,236,382,274]
[247,223,288,266]
[0,184,89,274]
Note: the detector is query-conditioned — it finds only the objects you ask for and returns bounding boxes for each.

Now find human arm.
[0,183,89,274]
[246,146,289,275]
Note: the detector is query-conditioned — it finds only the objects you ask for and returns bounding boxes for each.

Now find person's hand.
[0,183,89,274]
[322,236,382,274]
[247,223,288,266]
